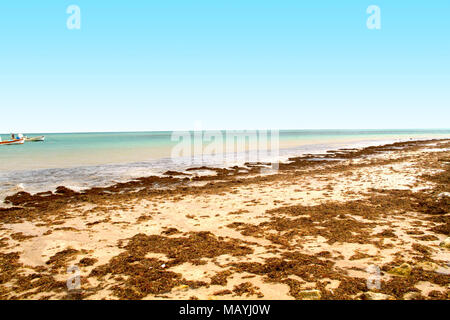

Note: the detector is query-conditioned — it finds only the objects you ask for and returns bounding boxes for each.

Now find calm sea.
[1,129,449,200]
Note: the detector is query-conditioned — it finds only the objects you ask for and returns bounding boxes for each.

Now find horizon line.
[2,128,450,135]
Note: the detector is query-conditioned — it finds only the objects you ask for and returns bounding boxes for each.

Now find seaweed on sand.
[90,232,253,299]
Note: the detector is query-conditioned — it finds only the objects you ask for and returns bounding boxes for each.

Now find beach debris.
[361,291,395,300]
[388,263,412,277]
[439,237,450,249]
[296,289,321,300]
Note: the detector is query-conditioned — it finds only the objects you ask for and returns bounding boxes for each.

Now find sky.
[0,1,449,133]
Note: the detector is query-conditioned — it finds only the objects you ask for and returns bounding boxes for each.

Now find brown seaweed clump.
[0,252,67,300]
[228,251,371,299]
[120,231,253,265]
[230,251,336,283]
[228,202,377,246]
[90,232,253,299]
[210,270,232,286]
[46,248,80,273]
[232,282,264,298]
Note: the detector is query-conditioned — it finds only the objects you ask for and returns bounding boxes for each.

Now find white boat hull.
[25,136,45,142]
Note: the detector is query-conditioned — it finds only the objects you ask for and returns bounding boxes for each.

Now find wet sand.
[0,139,449,300]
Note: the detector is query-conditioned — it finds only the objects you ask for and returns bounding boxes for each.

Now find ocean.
[1,129,449,201]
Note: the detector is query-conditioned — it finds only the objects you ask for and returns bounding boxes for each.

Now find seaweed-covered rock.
[297,290,321,300]
[388,263,412,277]
[415,261,439,272]
[403,292,422,300]
[361,292,395,300]
[439,237,450,249]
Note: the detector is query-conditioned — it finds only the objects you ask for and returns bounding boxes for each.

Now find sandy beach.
[0,138,449,300]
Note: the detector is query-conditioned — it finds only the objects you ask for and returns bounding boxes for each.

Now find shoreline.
[1,131,449,173]
[0,138,449,300]
[1,135,449,203]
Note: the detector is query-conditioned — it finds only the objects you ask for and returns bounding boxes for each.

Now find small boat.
[0,134,25,146]
[25,135,45,142]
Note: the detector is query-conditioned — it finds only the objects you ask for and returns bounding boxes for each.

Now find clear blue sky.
[0,1,449,133]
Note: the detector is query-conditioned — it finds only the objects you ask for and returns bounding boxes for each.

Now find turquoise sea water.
[1,129,449,199]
